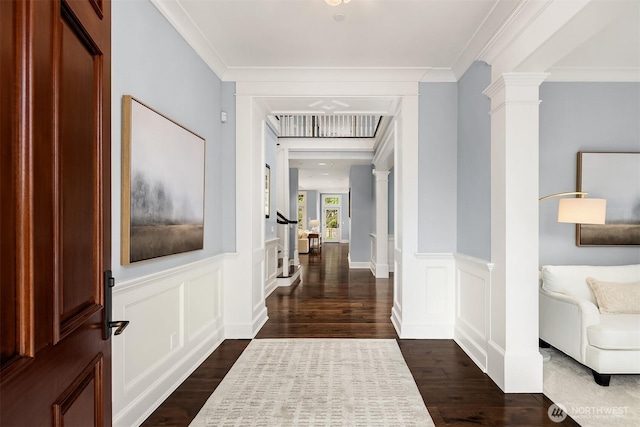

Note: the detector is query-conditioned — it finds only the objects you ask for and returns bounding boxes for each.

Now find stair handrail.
[276,211,298,225]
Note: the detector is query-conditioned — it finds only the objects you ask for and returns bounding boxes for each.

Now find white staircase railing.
[277,211,297,278]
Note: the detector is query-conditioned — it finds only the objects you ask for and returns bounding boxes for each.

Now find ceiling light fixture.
[325,0,350,6]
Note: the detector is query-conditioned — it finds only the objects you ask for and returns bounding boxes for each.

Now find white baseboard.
[454,325,487,372]
[348,253,370,269]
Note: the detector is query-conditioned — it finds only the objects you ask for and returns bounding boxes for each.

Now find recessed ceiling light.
[318,162,326,165]
[323,173,330,176]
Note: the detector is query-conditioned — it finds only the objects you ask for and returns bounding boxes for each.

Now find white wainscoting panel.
[391,248,403,334]
[453,253,494,373]
[370,234,377,276]
[265,238,279,297]
[396,253,455,338]
[112,256,226,427]
[388,236,395,273]
[252,247,268,333]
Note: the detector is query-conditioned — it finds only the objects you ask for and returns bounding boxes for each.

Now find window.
[323,196,339,205]
[298,191,307,230]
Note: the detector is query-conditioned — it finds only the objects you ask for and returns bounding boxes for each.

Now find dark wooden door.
[1,0,112,425]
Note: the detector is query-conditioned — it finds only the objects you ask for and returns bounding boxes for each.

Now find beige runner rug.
[190,339,434,426]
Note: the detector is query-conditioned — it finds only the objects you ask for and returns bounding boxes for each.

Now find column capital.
[372,169,390,180]
[483,72,549,99]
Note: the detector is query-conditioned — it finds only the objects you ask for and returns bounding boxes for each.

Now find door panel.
[323,207,340,242]
[58,6,102,340]
[1,0,112,425]
[0,0,19,367]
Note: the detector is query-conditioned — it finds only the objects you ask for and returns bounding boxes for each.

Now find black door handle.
[108,320,129,336]
[104,270,130,340]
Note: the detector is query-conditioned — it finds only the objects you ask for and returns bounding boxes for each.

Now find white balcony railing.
[277,115,381,138]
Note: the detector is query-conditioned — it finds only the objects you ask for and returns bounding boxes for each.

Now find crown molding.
[150,0,227,79]
[146,2,460,84]
[418,68,457,82]
[546,67,640,82]
[225,67,458,83]
[235,81,419,97]
[451,0,520,80]
[476,0,555,66]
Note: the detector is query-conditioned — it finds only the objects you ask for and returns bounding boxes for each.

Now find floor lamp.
[538,191,607,362]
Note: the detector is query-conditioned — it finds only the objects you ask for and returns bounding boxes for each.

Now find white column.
[483,73,548,392]
[224,93,268,338]
[276,146,291,273]
[373,170,390,278]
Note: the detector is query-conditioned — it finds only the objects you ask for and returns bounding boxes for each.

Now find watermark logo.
[548,403,629,422]
[548,403,568,423]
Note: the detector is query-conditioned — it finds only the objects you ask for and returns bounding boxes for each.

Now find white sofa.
[539,264,640,386]
[298,230,309,254]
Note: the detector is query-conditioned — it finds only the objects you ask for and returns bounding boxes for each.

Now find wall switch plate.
[220,111,228,123]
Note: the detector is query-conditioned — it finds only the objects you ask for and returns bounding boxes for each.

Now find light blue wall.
[418,83,458,253]
[221,82,236,252]
[340,193,350,241]
[456,61,492,261]
[111,0,226,281]
[388,168,394,235]
[306,190,319,224]
[539,82,640,266]
[349,165,374,262]
[265,127,277,240]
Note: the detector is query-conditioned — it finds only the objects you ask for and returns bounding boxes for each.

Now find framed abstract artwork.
[121,95,206,264]
[577,151,640,246]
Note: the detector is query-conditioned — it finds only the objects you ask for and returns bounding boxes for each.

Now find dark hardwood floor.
[143,243,578,426]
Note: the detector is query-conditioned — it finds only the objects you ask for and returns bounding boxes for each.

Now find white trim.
[547,67,640,82]
[476,0,553,66]
[453,253,493,373]
[235,81,419,97]
[227,67,455,83]
[348,253,370,269]
[114,330,224,427]
[264,238,279,297]
[393,253,456,339]
[150,0,227,79]
[112,256,225,427]
[113,254,226,293]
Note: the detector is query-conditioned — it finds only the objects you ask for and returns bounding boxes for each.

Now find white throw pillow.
[586,277,640,314]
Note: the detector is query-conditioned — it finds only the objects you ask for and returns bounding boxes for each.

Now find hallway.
[142,244,577,426]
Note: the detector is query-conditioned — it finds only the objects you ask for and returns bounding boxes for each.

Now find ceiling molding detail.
[451,0,521,79]
[476,0,554,67]
[225,67,445,83]
[150,0,227,79]
[546,67,640,82]
[153,0,637,84]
